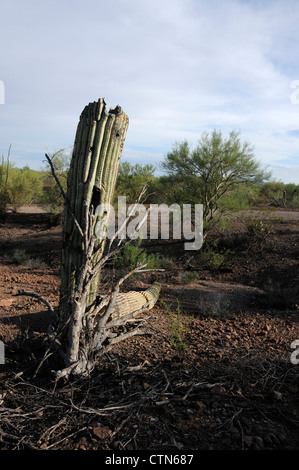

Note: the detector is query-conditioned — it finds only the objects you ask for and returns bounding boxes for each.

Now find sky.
[0,0,299,183]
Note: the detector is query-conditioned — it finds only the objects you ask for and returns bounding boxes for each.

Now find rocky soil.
[0,206,298,451]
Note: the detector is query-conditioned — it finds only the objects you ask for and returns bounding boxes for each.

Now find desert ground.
[0,205,298,451]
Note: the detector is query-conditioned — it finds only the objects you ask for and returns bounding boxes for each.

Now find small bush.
[245,216,272,239]
[284,183,299,209]
[11,249,28,265]
[8,166,43,208]
[40,150,70,218]
[199,240,232,270]
[181,271,200,284]
[113,238,170,271]
[197,292,231,317]
[162,299,193,358]
[24,257,46,269]
[10,249,45,268]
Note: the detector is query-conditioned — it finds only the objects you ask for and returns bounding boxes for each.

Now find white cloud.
[0,0,298,182]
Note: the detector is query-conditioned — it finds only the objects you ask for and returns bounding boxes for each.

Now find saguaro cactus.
[50,99,161,377]
[60,99,129,322]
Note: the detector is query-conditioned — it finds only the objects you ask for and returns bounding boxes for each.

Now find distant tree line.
[1,131,299,228]
[0,149,69,221]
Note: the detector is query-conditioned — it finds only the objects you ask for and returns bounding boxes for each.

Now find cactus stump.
[60,99,128,323]
[52,99,160,377]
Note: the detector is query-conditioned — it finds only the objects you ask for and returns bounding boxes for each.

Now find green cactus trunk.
[59,99,129,325]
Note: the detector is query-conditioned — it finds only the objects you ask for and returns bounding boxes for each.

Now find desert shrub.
[199,240,233,270]
[113,238,169,271]
[255,182,299,209]
[145,175,179,205]
[219,182,260,212]
[181,271,200,284]
[257,181,286,206]
[40,150,70,220]
[8,166,43,208]
[162,299,193,358]
[284,183,299,209]
[115,162,156,203]
[10,249,45,268]
[242,215,273,251]
[245,216,272,238]
[197,292,231,317]
[256,181,299,209]
[11,248,28,265]
[24,257,46,269]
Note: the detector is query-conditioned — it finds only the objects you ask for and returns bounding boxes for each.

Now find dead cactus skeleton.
[42,99,161,377]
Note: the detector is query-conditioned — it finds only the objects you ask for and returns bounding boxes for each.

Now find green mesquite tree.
[162,129,271,236]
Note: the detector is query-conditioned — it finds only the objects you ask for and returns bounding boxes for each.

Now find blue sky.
[0,0,299,183]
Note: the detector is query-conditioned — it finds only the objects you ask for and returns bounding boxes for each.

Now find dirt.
[0,205,298,452]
